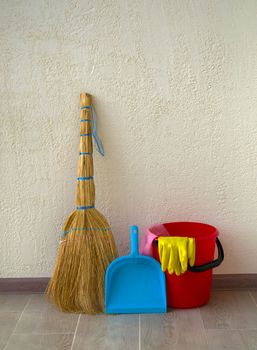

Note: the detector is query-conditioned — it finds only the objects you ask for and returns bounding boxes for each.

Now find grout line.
[12,295,32,333]
[248,290,257,308]
[11,332,75,335]
[198,307,208,331]
[3,294,32,350]
[198,308,211,347]
[139,314,140,350]
[70,314,81,350]
[204,327,257,331]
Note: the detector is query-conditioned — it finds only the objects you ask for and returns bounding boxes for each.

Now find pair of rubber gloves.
[158,237,196,276]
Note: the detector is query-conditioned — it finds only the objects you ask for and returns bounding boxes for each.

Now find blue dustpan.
[105,225,167,314]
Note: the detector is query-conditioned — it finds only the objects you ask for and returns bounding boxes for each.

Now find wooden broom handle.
[79,93,93,155]
[76,93,95,208]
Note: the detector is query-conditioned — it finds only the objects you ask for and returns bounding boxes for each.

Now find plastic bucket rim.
[148,221,219,241]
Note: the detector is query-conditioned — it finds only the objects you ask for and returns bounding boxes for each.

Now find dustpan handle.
[130,226,139,256]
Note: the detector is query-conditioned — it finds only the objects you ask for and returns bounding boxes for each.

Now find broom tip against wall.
[80,92,92,106]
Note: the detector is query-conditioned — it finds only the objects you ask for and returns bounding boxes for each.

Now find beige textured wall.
[1,0,257,277]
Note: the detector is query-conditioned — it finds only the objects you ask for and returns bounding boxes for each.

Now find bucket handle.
[188,238,224,272]
[153,237,224,272]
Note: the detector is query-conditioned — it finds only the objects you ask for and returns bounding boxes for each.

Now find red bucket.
[151,222,224,308]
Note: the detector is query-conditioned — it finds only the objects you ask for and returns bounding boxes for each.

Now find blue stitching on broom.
[80,105,105,156]
[76,205,95,210]
[61,227,111,237]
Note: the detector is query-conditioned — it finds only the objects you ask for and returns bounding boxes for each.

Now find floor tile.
[14,294,79,334]
[240,329,257,349]
[24,294,51,312]
[141,309,208,350]
[72,314,139,350]
[205,329,257,350]
[1,291,256,349]
[205,329,245,350]
[0,294,30,312]
[200,290,257,330]
[5,333,73,350]
[0,312,20,350]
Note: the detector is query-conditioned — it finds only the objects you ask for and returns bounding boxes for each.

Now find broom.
[47,93,118,314]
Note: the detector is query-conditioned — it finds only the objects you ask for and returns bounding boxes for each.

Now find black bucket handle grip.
[188,237,224,272]
[154,237,224,273]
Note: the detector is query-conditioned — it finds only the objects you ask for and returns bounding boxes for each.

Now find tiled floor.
[0,290,257,350]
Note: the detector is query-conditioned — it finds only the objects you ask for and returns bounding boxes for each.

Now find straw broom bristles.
[47,93,118,314]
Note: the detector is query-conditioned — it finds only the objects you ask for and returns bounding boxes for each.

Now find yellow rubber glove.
[158,237,196,276]
[188,237,196,267]
[158,240,170,272]
[158,237,179,275]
